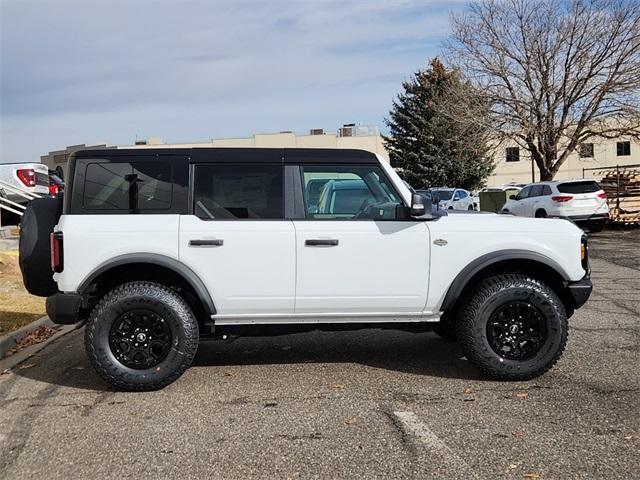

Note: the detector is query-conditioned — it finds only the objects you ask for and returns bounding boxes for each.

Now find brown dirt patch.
[0,251,46,335]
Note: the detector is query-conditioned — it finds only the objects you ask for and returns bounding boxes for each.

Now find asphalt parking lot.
[0,229,638,480]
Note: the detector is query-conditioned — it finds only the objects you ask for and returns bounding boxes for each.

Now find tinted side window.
[529,185,543,197]
[301,165,401,220]
[83,161,172,211]
[193,164,284,220]
[542,185,552,196]
[518,186,532,199]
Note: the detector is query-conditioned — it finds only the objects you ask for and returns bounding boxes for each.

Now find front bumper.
[46,292,83,325]
[567,276,593,309]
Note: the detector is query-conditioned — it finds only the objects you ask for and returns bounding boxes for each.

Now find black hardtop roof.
[72,147,379,164]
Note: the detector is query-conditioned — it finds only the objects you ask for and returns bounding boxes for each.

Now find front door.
[512,185,532,215]
[179,162,295,317]
[293,163,430,316]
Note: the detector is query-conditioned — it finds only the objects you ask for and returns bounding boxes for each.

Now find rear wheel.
[456,274,567,380]
[587,221,605,233]
[85,282,199,391]
[534,209,547,218]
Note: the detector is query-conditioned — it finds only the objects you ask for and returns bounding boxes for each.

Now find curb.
[0,317,82,372]
[0,316,54,358]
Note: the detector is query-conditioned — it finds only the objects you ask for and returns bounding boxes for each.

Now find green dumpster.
[479,188,521,213]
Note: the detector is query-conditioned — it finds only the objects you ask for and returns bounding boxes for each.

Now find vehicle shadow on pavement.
[192,329,484,381]
[10,328,484,391]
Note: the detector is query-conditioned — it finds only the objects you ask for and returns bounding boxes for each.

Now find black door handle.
[305,239,339,247]
[189,239,223,247]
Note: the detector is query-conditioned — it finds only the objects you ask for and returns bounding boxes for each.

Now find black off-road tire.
[456,274,568,381]
[85,282,199,391]
[587,221,605,233]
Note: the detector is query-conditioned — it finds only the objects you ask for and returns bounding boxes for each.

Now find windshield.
[431,189,454,201]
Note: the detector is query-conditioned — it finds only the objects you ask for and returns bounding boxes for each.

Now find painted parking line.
[393,410,479,479]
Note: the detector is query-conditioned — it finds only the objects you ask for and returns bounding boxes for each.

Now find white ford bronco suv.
[19,148,592,391]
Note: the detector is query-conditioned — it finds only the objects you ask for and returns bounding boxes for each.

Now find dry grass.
[0,251,46,335]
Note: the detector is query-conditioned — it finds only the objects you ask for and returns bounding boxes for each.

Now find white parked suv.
[429,188,476,210]
[19,148,592,390]
[0,163,50,207]
[501,180,609,232]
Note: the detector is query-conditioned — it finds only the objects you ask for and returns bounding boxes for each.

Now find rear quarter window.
[83,161,172,210]
[557,181,601,194]
[68,155,188,214]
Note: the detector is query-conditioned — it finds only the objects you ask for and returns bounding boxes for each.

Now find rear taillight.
[16,168,36,187]
[49,184,59,196]
[596,191,606,199]
[551,195,573,202]
[50,231,63,273]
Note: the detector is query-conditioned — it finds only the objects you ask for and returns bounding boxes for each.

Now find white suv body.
[20,148,593,390]
[430,188,476,211]
[502,180,609,230]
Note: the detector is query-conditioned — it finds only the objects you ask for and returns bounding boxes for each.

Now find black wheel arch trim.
[77,253,216,315]
[441,250,571,311]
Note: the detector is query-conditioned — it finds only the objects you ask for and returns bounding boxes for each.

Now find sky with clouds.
[1,0,466,163]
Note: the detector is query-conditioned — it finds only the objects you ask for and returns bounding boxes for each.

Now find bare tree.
[448,0,640,180]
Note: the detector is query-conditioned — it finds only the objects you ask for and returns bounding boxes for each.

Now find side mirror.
[410,193,427,217]
[509,194,516,200]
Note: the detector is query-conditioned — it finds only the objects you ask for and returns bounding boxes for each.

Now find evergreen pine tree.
[384,58,494,190]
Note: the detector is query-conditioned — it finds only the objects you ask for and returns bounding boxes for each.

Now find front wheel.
[456,274,567,381]
[85,282,199,391]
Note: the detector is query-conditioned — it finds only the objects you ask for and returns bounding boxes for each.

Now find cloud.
[0,0,465,162]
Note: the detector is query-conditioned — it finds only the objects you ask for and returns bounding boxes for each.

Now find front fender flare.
[440,249,570,311]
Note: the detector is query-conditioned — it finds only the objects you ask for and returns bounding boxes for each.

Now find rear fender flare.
[77,253,216,315]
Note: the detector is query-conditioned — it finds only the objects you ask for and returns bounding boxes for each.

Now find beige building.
[41,124,638,188]
[488,135,640,186]
[41,126,388,180]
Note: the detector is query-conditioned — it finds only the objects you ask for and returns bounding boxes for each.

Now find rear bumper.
[46,292,83,325]
[567,276,593,309]
[566,213,609,223]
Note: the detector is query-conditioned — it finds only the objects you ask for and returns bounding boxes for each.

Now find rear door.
[179,159,295,317]
[292,161,430,316]
[524,185,543,216]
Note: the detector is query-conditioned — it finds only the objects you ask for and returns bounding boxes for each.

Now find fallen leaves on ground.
[516,391,529,399]
[7,325,60,356]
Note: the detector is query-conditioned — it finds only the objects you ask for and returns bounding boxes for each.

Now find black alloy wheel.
[486,301,548,361]
[109,310,173,369]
